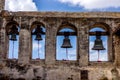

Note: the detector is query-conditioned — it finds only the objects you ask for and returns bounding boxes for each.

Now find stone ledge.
[1,10,120,18]
[13,11,120,18]
[55,60,78,66]
[30,59,45,65]
[89,61,113,67]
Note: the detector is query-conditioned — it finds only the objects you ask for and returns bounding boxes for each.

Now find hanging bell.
[10,34,17,41]
[92,35,105,50]
[35,33,42,41]
[34,26,44,34]
[9,25,18,35]
[61,36,72,48]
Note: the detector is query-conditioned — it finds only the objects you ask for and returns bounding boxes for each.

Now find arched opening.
[89,26,109,62]
[6,22,20,59]
[31,22,45,60]
[56,23,77,61]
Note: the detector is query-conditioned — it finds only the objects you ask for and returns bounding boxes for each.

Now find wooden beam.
[32,32,45,35]
[57,32,77,36]
[89,32,109,36]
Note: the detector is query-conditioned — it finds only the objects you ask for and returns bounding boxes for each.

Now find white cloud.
[89,40,108,61]
[33,42,42,50]
[5,0,37,11]
[89,50,108,61]
[57,48,77,60]
[68,49,76,60]
[58,0,120,10]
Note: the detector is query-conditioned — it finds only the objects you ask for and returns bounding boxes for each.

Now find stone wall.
[0,0,5,12]
[0,10,120,80]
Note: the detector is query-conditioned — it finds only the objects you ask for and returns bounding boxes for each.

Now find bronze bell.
[35,33,42,41]
[61,36,72,48]
[9,25,18,34]
[92,35,105,50]
[10,34,17,41]
[34,26,44,34]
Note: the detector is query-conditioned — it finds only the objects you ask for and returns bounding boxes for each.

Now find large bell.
[35,33,42,41]
[92,35,105,50]
[10,34,17,41]
[34,26,44,34]
[61,36,72,48]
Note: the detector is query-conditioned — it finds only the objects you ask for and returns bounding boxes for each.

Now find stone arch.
[89,22,113,61]
[57,21,77,33]
[5,21,19,34]
[89,22,110,32]
[5,20,20,59]
[56,21,77,60]
[31,21,46,60]
[30,21,46,31]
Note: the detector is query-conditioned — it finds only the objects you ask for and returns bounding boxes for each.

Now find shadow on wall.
[99,76,108,80]
[99,67,120,80]
[111,67,120,80]
[0,77,25,80]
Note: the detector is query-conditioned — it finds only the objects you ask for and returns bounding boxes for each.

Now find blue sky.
[5,0,120,12]
[7,0,116,61]
[33,0,120,12]
[56,28,77,60]
[89,28,108,61]
[33,0,86,12]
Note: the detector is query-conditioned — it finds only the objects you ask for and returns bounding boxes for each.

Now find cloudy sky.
[5,0,120,12]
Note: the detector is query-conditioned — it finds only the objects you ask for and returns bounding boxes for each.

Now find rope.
[12,41,14,59]
[66,48,68,60]
[97,50,101,62]
[38,41,40,59]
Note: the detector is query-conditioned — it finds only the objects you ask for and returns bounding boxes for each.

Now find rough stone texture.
[1,1,120,80]
[18,26,31,64]
[0,0,5,12]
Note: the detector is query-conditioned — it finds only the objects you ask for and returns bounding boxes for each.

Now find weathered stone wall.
[0,0,5,12]
[0,9,120,80]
